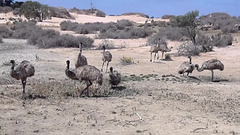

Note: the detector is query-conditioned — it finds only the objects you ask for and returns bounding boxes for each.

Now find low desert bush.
[147,34,167,45]
[60,21,79,31]
[221,25,238,34]
[0,36,3,43]
[96,39,116,50]
[177,41,201,56]
[0,26,12,38]
[149,27,184,42]
[161,14,175,19]
[96,10,106,17]
[11,21,39,39]
[0,6,13,13]
[98,27,152,39]
[33,34,94,48]
[196,33,213,52]
[120,56,134,65]
[8,21,94,48]
[211,34,233,47]
[60,21,104,34]
[51,7,74,19]
[121,12,149,18]
[116,19,134,30]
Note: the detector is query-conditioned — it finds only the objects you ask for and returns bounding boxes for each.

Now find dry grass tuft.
[120,56,134,65]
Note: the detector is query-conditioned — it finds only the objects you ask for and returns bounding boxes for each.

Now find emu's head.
[66,60,70,69]
[10,60,16,69]
[10,60,16,65]
[102,45,106,50]
[110,67,113,73]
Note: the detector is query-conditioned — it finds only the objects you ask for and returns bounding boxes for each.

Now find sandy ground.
[0,13,240,135]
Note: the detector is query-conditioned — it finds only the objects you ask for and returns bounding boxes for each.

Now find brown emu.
[65,60,103,97]
[101,45,112,72]
[75,42,88,68]
[178,56,194,76]
[195,59,224,82]
[10,60,35,99]
[109,67,121,87]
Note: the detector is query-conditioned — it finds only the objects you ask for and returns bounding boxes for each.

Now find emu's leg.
[154,53,156,62]
[211,70,214,82]
[150,52,152,62]
[101,61,105,72]
[21,79,27,99]
[157,52,160,59]
[187,72,189,76]
[80,80,93,97]
[106,61,109,73]
[162,52,164,59]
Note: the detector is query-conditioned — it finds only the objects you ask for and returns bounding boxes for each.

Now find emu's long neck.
[189,57,192,64]
[10,62,18,78]
[65,63,78,80]
[195,64,204,72]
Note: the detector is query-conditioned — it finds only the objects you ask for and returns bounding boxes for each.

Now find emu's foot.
[21,93,27,100]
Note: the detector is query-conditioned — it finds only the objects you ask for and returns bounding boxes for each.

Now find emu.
[195,59,224,82]
[75,42,88,68]
[109,67,121,88]
[101,45,112,72]
[178,56,194,76]
[10,60,35,99]
[65,60,103,97]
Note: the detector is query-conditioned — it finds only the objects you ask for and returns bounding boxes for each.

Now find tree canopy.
[170,10,199,44]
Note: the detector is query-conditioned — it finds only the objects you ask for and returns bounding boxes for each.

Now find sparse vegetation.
[10,21,94,48]
[0,26,12,38]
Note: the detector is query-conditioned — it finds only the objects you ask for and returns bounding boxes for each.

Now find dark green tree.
[0,0,3,6]
[4,0,14,6]
[170,10,199,44]
[19,1,51,21]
